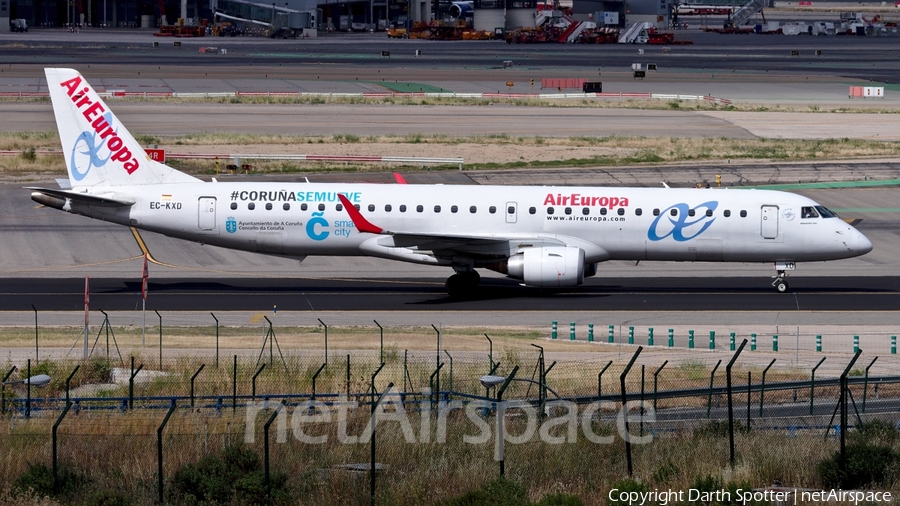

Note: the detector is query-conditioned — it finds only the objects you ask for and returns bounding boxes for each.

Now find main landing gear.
[772,270,789,293]
[445,271,481,298]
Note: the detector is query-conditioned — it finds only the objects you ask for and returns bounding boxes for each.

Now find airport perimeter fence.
[3,342,900,501]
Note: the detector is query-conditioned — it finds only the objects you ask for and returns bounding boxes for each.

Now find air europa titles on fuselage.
[543,193,629,208]
[230,190,363,203]
[58,76,140,176]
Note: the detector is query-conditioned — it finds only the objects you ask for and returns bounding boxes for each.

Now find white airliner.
[30,68,873,296]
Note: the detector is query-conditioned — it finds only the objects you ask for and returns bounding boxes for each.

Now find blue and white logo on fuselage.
[648,201,718,242]
[226,216,237,234]
[306,212,330,241]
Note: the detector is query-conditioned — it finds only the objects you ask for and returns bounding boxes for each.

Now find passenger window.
[368,204,375,212]
[230,203,238,210]
[470,206,477,213]
[283,203,290,211]
[582,207,590,215]
[670,208,677,216]
[266,203,273,211]
[547,207,555,215]
[688,209,695,217]
[706,209,713,217]
[617,208,625,216]
[565,207,572,215]
[529,207,536,214]
[354,204,360,211]
[318,204,325,211]
[600,208,607,216]
[301,203,308,211]
[416,205,424,213]
[336,204,343,211]
[508,206,515,214]
[248,203,256,210]
[635,208,642,216]
[801,206,820,219]
[385,204,392,212]
[451,205,458,213]
[489,206,497,214]
[724,210,731,217]
[653,209,660,216]
[434,205,441,213]
[740,210,747,218]
[400,205,407,212]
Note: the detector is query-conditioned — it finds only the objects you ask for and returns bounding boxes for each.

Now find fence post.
[751,333,757,351]
[129,359,144,410]
[689,330,695,349]
[232,355,237,413]
[648,328,654,346]
[264,400,285,504]
[726,340,748,468]
[551,321,557,340]
[252,364,266,399]
[709,331,716,350]
[759,358,776,417]
[311,363,327,401]
[620,346,643,477]
[628,326,634,345]
[730,332,736,351]
[816,334,822,352]
[210,313,219,369]
[668,329,674,348]
[52,401,73,491]
[570,322,576,341]
[863,357,878,413]
[375,320,384,365]
[32,305,38,363]
[810,357,826,415]
[65,365,79,407]
[347,354,352,400]
[707,360,721,418]
[838,351,863,470]
[746,371,752,429]
[157,399,177,504]
[190,364,205,408]
[598,360,612,410]
[608,324,614,343]
[317,318,329,366]
[155,310,163,371]
[26,359,30,418]
[1,366,15,415]
[444,350,454,394]
[588,324,594,342]
[853,335,859,354]
[653,361,668,411]
[773,334,778,352]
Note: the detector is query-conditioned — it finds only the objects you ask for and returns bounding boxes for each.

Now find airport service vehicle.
[30,68,873,296]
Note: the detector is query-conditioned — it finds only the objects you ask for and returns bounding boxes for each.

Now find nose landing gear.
[772,270,789,293]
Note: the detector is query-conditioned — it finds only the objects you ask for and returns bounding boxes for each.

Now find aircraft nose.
[855,229,873,255]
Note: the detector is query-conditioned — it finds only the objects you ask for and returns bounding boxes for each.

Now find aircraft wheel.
[774,279,789,293]
[446,271,480,298]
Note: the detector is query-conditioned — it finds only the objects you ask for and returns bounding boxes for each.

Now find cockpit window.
[815,206,838,218]
[801,206,819,219]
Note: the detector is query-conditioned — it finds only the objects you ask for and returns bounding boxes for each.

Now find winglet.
[393,172,408,184]
[338,194,383,234]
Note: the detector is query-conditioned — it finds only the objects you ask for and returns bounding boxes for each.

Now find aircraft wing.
[337,194,566,265]
[27,187,136,207]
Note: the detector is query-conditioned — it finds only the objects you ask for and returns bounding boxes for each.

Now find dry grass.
[2,130,900,180]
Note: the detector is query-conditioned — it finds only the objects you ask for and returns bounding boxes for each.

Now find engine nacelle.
[506,246,585,287]
[449,2,473,19]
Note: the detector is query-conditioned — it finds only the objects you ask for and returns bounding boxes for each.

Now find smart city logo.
[226,217,237,234]
[306,212,329,241]
[647,201,718,242]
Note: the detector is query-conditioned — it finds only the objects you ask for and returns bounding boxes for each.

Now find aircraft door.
[506,202,517,224]
[198,197,217,231]
[760,205,778,239]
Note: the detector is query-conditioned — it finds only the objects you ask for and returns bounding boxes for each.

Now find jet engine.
[505,246,585,287]
[449,1,473,20]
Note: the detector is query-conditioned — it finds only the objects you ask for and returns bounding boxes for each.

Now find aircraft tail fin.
[44,68,201,187]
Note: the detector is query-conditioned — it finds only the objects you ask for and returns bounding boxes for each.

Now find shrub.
[441,478,530,506]
[12,463,87,498]
[817,442,899,489]
[536,493,584,506]
[170,444,291,505]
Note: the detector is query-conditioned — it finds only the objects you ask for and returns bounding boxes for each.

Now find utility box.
[582,82,602,92]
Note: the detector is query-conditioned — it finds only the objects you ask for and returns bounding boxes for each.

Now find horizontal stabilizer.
[28,187,135,207]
